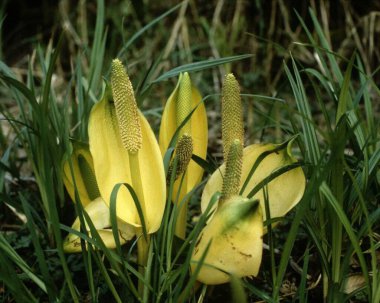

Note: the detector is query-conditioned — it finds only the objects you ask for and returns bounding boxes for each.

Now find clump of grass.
[275,9,380,302]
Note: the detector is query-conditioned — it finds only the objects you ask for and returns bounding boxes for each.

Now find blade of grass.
[20,194,57,300]
[152,54,253,83]
[116,2,183,60]
[273,156,328,300]
[284,58,321,165]
[336,54,354,124]
[319,182,370,300]
[0,247,39,303]
[88,0,106,94]
[0,234,47,294]
[308,8,343,83]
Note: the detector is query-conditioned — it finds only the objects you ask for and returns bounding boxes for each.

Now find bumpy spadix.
[166,133,194,184]
[220,139,243,203]
[177,72,192,136]
[222,73,244,161]
[111,59,142,153]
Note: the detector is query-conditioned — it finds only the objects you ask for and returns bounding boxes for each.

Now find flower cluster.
[62,60,306,285]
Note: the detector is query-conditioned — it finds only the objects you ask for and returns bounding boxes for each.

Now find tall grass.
[276,9,380,302]
[0,1,379,302]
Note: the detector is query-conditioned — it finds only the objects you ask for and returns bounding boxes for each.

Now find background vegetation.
[0,0,379,302]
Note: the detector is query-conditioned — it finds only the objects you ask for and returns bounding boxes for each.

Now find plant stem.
[128,152,147,222]
[137,230,150,298]
[175,199,188,239]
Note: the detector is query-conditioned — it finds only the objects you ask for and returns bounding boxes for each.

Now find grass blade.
[152,54,253,83]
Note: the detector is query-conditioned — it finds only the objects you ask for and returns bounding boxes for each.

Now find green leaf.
[336,53,354,124]
[284,58,321,165]
[152,54,253,83]
[320,182,371,299]
[0,74,39,111]
[0,234,47,295]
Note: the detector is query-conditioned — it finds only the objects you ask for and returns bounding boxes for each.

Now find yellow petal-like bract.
[201,142,306,223]
[63,197,135,253]
[88,92,166,233]
[159,73,208,203]
[191,196,263,284]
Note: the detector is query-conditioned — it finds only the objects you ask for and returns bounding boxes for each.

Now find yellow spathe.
[88,94,166,233]
[191,196,263,284]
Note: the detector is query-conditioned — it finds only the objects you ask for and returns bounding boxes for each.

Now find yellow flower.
[62,142,134,253]
[191,73,306,284]
[159,72,208,238]
[88,59,166,234]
